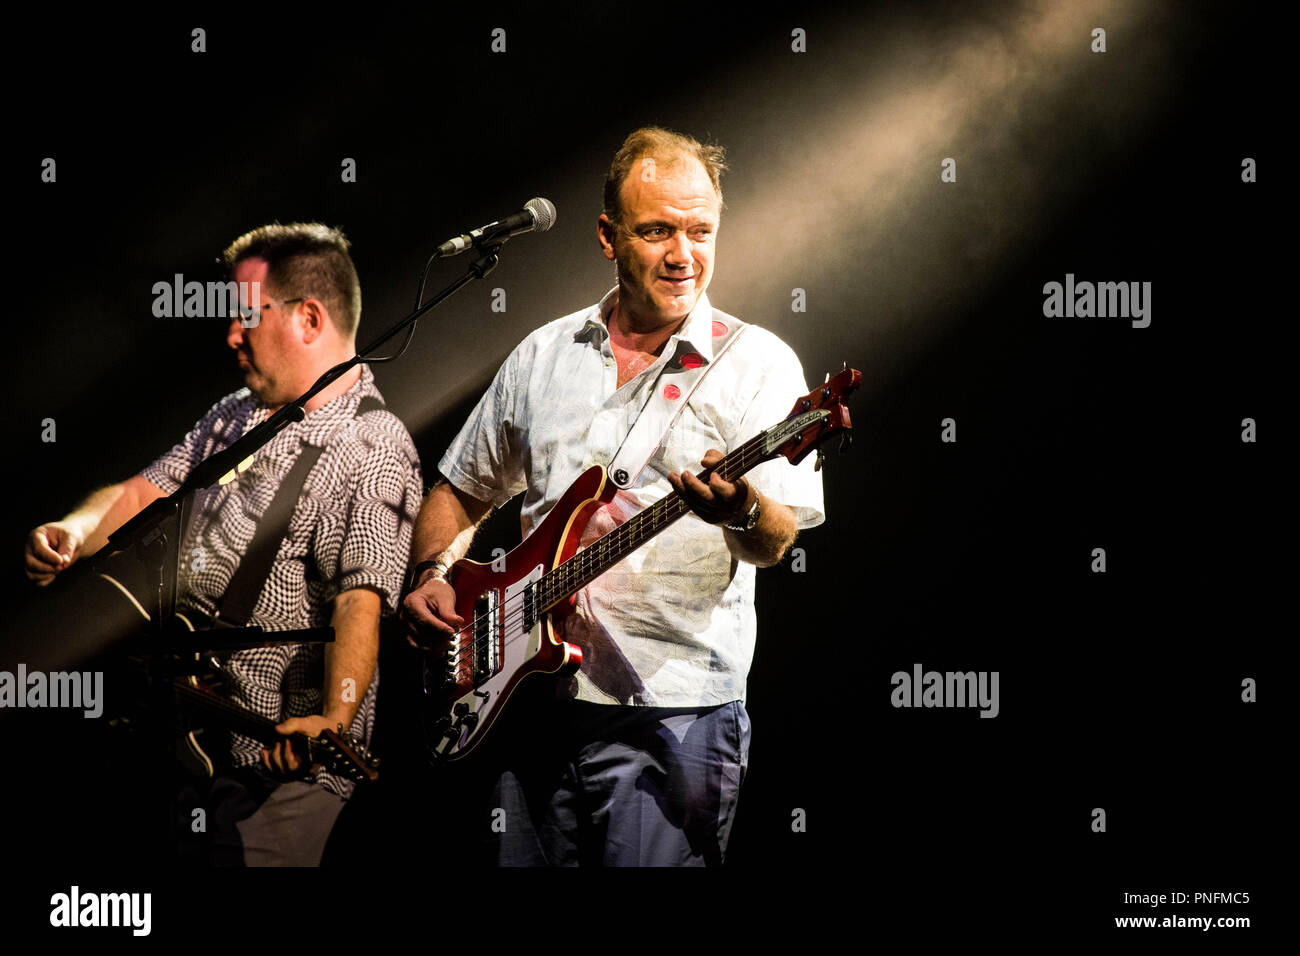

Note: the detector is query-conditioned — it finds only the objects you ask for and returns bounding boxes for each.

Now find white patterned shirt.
[141,365,423,797]
[440,289,824,707]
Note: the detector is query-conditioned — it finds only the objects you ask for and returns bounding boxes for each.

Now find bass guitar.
[422,366,860,761]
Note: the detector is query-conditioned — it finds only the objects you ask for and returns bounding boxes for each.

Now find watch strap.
[723,492,761,533]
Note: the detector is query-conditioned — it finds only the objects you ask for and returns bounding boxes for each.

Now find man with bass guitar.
[403,127,826,866]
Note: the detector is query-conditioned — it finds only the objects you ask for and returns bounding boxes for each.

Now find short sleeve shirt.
[141,364,423,797]
[439,289,824,707]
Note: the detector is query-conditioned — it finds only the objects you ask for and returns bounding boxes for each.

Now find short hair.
[603,127,727,227]
[220,222,361,337]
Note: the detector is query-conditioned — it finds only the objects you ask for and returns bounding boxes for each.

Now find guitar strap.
[606,310,747,490]
[216,394,387,626]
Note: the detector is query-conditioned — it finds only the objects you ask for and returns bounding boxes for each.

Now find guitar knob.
[453,702,470,718]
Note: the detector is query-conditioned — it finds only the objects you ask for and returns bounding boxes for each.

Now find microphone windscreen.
[525,197,557,232]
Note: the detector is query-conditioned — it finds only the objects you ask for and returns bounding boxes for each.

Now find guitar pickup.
[472,588,501,684]
[522,583,537,633]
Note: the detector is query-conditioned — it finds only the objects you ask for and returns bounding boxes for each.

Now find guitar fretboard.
[535,430,772,613]
[172,679,286,743]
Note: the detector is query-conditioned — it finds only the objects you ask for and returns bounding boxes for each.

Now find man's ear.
[596,214,617,262]
[298,299,328,344]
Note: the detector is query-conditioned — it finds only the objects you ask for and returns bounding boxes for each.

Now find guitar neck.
[536,431,771,613]
[171,678,301,747]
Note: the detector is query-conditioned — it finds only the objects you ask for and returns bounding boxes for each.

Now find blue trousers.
[480,699,751,867]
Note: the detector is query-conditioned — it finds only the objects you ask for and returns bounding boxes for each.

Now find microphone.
[437,197,557,257]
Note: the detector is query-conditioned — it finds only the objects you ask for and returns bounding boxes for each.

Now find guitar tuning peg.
[814,448,825,472]
[839,433,853,454]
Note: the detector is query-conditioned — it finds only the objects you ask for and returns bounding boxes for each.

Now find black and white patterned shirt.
[140,365,422,798]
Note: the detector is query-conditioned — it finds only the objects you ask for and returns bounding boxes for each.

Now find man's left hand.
[261,715,343,778]
[667,449,754,526]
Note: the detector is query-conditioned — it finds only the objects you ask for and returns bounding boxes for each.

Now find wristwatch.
[405,558,450,595]
[723,494,761,534]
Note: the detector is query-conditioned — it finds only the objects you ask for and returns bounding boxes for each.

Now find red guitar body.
[424,464,614,760]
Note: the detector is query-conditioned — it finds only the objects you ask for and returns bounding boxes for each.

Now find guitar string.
[429,433,780,679]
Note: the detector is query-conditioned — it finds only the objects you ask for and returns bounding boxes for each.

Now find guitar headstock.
[310,726,381,784]
[765,366,862,466]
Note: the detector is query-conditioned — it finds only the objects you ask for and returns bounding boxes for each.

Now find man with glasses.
[23,222,423,865]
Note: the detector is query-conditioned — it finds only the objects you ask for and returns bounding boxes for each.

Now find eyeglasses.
[228,297,307,326]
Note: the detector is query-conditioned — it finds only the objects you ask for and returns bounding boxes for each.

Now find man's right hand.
[25,522,84,585]
[401,574,465,658]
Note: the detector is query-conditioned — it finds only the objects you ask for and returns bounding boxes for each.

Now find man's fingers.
[30,529,61,563]
[423,583,465,627]
[402,592,454,634]
[401,585,466,658]
[708,473,740,499]
[28,528,69,568]
[265,741,298,774]
[681,470,714,499]
[25,534,67,583]
[25,550,59,576]
[670,465,749,525]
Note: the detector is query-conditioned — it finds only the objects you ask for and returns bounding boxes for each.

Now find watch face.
[727,498,760,532]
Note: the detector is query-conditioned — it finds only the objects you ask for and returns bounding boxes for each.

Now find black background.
[0,0,1277,941]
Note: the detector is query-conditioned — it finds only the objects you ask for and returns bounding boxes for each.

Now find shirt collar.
[585,286,718,361]
[249,364,377,444]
